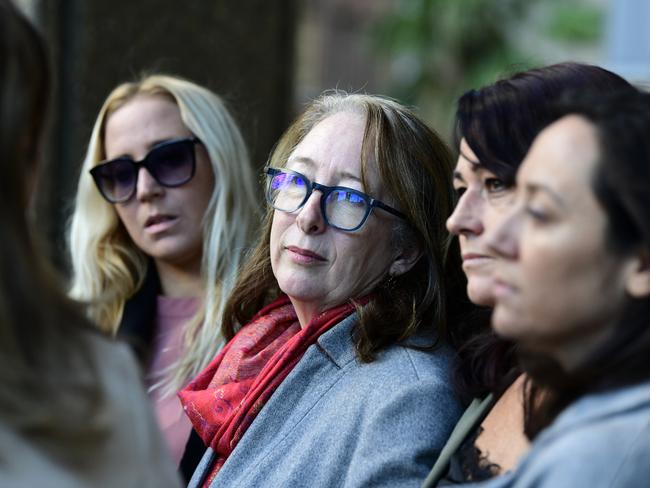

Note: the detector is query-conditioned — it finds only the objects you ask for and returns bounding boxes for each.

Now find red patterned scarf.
[178,295,359,485]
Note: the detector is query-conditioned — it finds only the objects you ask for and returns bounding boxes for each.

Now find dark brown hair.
[0,0,105,451]
[452,62,633,403]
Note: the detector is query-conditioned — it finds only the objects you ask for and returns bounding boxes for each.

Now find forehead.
[288,111,377,185]
[520,115,600,194]
[454,138,485,178]
[103,95,187,157]
[458,138,479,164]
[105,95,184,137]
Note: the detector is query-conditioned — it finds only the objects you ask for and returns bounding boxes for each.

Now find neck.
[154,258,203,298]
[290,299,319,329]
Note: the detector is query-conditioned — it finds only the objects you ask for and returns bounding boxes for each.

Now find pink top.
[146,296,199,465]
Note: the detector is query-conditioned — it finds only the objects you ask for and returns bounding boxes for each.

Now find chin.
[490,304,521,340]
[467,280,496,308]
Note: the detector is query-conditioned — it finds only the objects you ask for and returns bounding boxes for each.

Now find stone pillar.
[36,0,295,269]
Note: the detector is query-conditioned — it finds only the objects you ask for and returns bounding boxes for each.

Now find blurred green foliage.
[371,0,604,141]
[371,0,540,137]
[546,3,603,43]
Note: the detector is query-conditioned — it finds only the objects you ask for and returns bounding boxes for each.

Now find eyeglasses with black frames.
[265,167,406,232]
[90,137,201,203]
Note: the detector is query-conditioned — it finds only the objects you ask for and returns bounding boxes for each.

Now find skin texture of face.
[487,115,635,369]
[446,138,515,307]
[269,111,411,327]
[104,95,215,278]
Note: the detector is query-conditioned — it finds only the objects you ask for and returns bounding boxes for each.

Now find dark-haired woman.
[424,62,633,486]
[473,88,650,487]
[0,1,179,485]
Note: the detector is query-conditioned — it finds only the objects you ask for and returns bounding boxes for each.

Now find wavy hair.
[222,92,460,360]
[68,74,259,393]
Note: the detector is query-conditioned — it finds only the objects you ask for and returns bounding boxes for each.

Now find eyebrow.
[287,156,362,183]
[109,137,184,160]
[525,182,566,208]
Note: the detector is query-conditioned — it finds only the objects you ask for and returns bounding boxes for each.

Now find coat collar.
[314,312,358,369]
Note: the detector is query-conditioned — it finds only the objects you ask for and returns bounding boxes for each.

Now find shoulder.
[82,332,154,434]
[350,339,457,393]
[332,344,462,487]
[338,341,462,444]
[81,332,182,486]
[510,394,650,487]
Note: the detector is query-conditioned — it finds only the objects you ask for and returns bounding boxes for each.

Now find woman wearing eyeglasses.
[179,92,464,487]
[67,75,258,479]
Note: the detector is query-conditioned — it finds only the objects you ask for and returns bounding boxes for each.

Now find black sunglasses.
[90,137,201,203]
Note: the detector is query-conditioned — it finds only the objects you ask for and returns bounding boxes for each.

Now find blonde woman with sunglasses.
[67,74,258,481]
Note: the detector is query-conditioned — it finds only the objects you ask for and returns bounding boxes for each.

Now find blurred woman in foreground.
[473,88,650,487]
[0,1,179,485]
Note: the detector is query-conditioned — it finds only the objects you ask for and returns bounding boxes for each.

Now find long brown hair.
[0,0,105,451]
[222,92,460,360]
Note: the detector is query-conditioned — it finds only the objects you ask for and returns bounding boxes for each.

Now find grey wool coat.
[189,312,462,488]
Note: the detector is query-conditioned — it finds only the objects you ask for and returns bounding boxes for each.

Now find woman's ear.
[388,238,423,277]
[625,247,650,298]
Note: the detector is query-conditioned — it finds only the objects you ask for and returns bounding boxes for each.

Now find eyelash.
[484,177,506,194]
[454,186,467,198]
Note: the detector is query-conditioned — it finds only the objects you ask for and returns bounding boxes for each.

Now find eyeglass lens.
[91,138,196,203]
[267,169,370,230]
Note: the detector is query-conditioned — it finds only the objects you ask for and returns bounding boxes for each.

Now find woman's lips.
[461,253,493,269]
[286,245,326,264]
[493,277,518,299]
[144,214,178,234]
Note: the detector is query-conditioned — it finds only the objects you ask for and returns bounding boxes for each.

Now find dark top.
[440,426,502,484]
[421,393,501,487]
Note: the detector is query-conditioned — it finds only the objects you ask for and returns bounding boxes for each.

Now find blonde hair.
[68,74,259,393]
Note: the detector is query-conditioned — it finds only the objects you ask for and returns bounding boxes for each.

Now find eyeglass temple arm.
[372,200,407,220]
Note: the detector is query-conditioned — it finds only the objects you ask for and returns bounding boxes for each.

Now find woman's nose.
[296,191,326,234]
[446,191,484,237]
[135,166,164,201]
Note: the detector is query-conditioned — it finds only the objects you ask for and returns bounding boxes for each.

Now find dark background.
[35,1,296,268]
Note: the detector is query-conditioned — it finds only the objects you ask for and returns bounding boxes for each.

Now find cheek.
[270,212,290,263]
[343,232,392,278]
[114,205,136,231]
[192,168,215,217]
[482,203,511,234]
[516,243,620,337]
